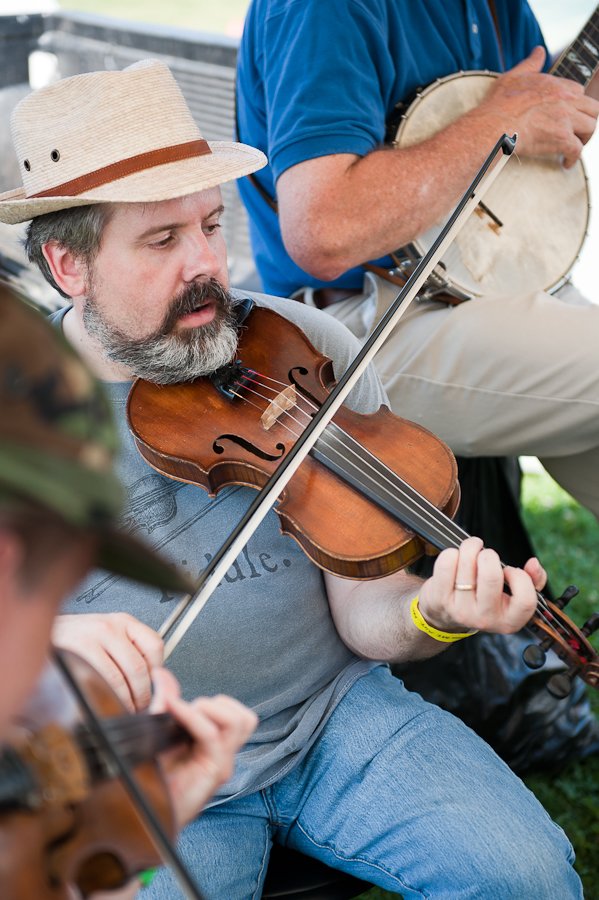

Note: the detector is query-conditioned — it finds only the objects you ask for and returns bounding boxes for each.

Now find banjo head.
[395,72,590,298]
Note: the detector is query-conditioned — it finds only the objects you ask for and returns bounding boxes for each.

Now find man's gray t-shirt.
[53,292,388,803]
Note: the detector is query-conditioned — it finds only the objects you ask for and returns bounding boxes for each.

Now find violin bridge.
[261,385,298,430]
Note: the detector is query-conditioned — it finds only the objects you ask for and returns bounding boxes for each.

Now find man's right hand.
[475,45,599,168]
[150,668,258,828]
[52,612,164,712]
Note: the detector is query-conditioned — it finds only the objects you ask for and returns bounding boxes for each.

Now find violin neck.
[313,422,469,553]
[77,712,189,783]
[313,423,555,617]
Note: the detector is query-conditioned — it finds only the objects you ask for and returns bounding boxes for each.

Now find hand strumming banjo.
[389,5,599,303]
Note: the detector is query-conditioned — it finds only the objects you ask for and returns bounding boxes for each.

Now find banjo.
[389,4,599,302]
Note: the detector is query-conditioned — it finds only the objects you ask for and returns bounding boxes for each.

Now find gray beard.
[83,279,240,384]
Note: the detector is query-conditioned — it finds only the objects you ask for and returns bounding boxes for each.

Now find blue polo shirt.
[236,0,548,296]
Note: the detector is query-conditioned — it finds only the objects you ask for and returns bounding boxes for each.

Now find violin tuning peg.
[582,613,599,638]
[555,585,579,609]
[522,643,546,670]
[546,672,574,699]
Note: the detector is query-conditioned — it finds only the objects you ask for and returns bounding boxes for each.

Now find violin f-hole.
[288,367,323,409]
[213,434,286,462]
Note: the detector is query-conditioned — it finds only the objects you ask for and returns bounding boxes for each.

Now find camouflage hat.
[0,282,193,593]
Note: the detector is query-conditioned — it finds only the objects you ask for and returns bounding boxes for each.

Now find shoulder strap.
[487,0,506,70]
[247,171,279,213]
[235,84,279,213]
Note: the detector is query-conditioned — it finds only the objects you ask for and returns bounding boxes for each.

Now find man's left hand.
[418,536,546,635]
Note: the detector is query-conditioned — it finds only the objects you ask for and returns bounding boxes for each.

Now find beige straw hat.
[0,59,266,225]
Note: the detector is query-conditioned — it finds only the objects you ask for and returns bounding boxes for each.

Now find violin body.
[128,306,460,579]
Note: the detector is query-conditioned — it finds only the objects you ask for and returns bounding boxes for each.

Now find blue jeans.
[149,667,582,899]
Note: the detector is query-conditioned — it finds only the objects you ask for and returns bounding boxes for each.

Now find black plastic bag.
[397,456,598,773]
[395,631,598,773]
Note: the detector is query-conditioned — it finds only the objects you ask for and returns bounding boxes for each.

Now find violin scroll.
[523,585,599,697]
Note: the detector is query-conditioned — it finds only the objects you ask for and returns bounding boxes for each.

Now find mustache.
[160,279,234,335]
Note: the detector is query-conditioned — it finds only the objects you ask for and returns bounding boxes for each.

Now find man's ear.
[42,242,88,299]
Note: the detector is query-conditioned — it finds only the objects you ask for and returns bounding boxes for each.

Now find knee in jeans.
[467,830,579,899]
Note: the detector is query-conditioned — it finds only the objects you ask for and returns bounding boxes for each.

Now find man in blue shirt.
[237,0,599,522]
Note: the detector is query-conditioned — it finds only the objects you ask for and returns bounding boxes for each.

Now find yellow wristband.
[410,596,478,643]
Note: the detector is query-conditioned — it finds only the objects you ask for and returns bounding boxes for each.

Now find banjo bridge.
[475,200,503,232]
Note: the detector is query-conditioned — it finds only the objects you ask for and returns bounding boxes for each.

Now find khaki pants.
[299,273,599,520]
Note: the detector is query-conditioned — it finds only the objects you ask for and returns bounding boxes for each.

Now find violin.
[130,305,460,579]
[0,650,189,899]
[127,303,599,697]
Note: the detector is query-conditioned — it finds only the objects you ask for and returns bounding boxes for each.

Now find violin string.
[55,650,206,900]
[229,374,559,630]
[271,377,558,620]
[331,426,567,630]
[229,382,288,410]
[228,386,274,415]
[322,423,565,633]
[242,372,321,419]
[237,377,483,546]
[75,715,180,778]
[72,730,106,781]
[231,373,471,550]
[246,375,556,602]
[232,373,559,631]
[75,723,145,779]
[238,372,518,568]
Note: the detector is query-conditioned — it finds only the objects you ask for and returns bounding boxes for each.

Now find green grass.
[520,471,599,898]
[521,471,599,719]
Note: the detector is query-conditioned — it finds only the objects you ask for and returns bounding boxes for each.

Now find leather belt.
[293,287,358,310]
[294,277,467,310]
[294,278,468,311]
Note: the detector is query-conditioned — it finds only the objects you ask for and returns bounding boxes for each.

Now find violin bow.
[159,133,517,659]
[54,649,205,900]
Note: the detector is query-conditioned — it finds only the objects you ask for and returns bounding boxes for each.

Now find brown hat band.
[31,139,212,199]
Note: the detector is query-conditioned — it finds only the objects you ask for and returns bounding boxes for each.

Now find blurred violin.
[0,651,197,899]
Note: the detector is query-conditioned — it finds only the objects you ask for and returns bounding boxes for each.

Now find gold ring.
[454,583,476,591]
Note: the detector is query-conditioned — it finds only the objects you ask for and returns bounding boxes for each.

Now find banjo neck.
[551,5,599,87]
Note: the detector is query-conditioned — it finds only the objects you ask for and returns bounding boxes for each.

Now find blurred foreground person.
[0,284,256,897]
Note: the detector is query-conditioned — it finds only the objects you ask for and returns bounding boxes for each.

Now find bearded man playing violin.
[0,284,257,898]
[0,61,585,899]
